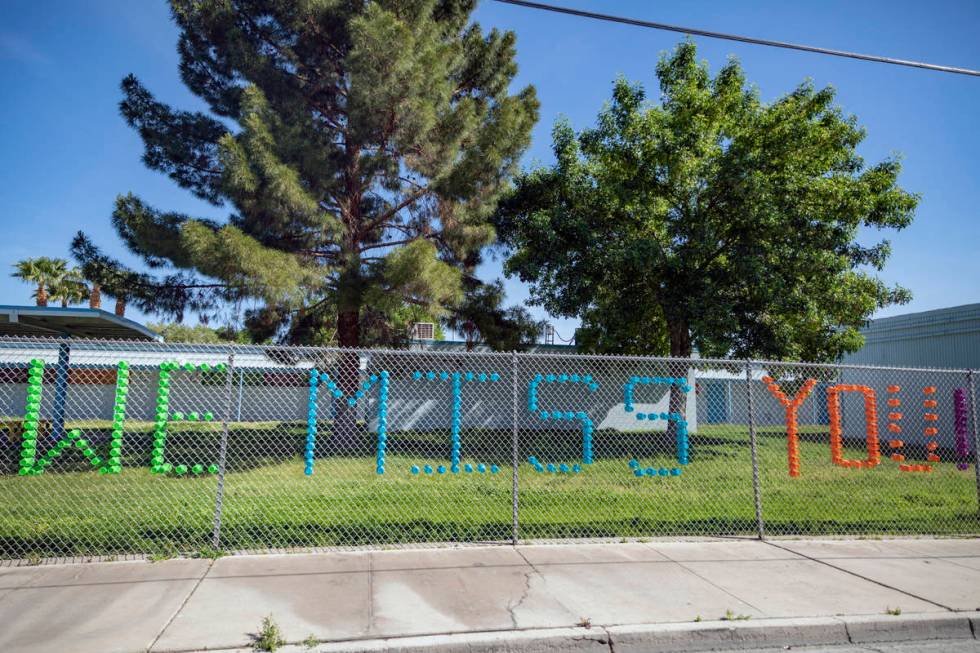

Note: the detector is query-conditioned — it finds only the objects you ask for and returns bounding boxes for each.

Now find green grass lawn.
[1,421,977,559]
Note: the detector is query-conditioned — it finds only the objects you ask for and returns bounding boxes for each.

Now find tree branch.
[359,237,429,253]
[361,188,429,233]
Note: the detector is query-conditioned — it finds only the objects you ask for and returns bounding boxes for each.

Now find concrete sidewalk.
[3,538,980,653]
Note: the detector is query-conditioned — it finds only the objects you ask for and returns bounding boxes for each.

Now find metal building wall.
[843,303,980,369]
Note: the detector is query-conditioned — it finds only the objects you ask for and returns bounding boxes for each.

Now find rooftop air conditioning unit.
[412,322,435,340]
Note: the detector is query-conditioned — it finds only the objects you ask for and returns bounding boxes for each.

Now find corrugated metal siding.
[843,303,980,369]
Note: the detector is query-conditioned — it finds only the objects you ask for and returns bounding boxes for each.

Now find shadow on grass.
[7,512,979,559]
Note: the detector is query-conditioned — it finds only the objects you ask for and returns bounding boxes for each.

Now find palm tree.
[88,282,102,309]
[11,257,68,307]
[49,268,90,307]
[114,292,128,317]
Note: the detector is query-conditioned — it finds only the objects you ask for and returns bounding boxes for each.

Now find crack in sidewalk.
[510,546,588,630]
[506,566,534,629]
[147,559,215,653]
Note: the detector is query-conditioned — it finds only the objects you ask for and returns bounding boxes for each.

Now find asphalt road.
[737,641,980,653]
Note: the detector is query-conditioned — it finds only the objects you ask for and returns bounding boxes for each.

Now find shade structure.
[0,306,158,441]
[0,306,159,341]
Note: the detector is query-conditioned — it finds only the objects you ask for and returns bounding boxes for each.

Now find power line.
[492,0,980,78]
[554,330,574,344]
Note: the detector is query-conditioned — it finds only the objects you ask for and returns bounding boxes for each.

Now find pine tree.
[76,0,537,350]
[71,232,218,322]
[74,0,538,451]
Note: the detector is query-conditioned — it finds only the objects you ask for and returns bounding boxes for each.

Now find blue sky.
[1,0,978,343]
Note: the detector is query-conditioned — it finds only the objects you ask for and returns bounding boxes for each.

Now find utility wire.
[551,326,574,344]
[492,0,980,77]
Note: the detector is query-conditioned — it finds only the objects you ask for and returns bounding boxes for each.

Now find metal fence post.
[511,351,520,546]
[211,351,235,549]
[745,360,765,540]
[236,368,244,422]
[969,370,980,517]
[50,340,71,442]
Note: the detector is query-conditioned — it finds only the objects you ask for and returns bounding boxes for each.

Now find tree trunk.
[89,284,101,309]
[114,296,126,316]
[666,317,693,450]
[334,164,365,454]
[337,309,360,348]
[36,285,48,307]
[332,307,363,454]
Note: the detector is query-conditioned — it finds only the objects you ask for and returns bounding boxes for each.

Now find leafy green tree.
[445,279,544,350]
[496,41,917,364]
[148,321,246,344]
[11,257,68,307]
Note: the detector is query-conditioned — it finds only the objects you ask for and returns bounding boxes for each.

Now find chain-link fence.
[1,337,978,561]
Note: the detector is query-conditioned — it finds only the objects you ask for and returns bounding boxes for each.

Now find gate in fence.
[1,337,978,561]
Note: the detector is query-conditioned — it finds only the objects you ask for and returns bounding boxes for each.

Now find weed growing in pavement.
[254,615,286,652]
[721,609,751,621]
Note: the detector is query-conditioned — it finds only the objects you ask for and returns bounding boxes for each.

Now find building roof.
[0,305,160,341]
[408,338,577,353]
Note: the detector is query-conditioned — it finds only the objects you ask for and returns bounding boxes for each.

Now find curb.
[180,612,980,653]
[606,616,846,653]
[841,612,973,644]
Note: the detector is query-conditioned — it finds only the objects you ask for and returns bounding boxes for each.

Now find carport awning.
[0,305,159,341]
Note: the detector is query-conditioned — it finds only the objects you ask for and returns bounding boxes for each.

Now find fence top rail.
[0,335,972,375]
[0,336,513,359]
[748,358,973,375]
